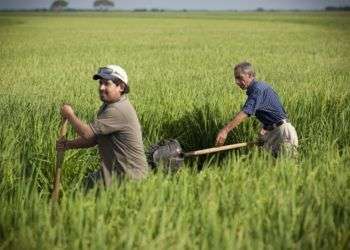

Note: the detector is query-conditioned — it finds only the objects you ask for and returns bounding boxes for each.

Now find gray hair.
[234,62,256,77]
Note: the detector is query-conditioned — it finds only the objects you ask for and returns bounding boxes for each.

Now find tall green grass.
[0,11,349,249]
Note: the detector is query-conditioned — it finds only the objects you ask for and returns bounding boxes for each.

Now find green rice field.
[0,11,349,249]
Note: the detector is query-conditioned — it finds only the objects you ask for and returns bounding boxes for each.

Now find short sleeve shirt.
[90,96,148,180]
[242,80,287,126]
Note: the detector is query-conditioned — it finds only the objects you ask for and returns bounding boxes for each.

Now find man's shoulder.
[247,80,268,96]
[106,97,132,111]
[110,97,139,121]
[110,98,134,113]
[97,101,127,118]
[254,80,271,90]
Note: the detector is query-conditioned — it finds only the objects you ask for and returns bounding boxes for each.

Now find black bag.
[146,139,184,172]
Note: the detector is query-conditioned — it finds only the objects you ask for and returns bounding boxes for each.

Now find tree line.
[50,0,114,11]
[47,1,350,12]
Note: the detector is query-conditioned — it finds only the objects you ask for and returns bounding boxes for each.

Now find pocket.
[282,124,297,145]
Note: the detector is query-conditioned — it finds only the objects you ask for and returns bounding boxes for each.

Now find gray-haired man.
[57,65,148,186]
[215,62,298,157]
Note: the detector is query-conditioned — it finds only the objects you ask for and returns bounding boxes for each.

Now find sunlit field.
[0,11,349,249]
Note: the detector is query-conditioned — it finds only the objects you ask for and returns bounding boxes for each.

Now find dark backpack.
[146,139,184,172]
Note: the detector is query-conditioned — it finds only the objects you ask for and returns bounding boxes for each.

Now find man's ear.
[119,83,125,93]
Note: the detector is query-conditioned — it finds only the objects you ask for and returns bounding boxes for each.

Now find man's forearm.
[68,114,95,140]
[66,136,97,150]
[224,111,248,132]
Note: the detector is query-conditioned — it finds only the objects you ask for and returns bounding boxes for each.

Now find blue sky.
[0,0,349,10]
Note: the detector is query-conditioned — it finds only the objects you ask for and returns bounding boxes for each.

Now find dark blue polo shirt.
[242,79,287,127]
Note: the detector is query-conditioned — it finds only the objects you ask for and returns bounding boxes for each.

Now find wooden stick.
[51,119,68,202]
[184,142,253,157]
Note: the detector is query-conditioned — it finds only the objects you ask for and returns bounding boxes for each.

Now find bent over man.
[57,65,148,186]
[215,62,298,157]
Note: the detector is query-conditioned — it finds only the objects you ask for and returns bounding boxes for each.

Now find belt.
[263,119,288,131]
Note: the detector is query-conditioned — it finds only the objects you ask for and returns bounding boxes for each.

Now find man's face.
[234,72,254,90]
[98,79,123,103]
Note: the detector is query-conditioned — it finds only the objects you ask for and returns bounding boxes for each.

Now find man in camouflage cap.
[57,65,148,187]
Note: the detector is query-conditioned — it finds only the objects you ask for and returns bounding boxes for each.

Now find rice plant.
[0,11,349,250]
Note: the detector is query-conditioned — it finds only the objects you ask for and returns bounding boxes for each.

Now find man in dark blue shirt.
[215,62,298,157]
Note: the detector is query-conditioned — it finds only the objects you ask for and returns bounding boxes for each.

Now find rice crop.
[0,11,349,249]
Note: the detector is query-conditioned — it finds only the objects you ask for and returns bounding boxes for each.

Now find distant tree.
[256,7,264,12]
[50,0,68,11]
[94,0,115,11]
[150,8,164,12]
[133,8,147,12]
[325,6,350,11]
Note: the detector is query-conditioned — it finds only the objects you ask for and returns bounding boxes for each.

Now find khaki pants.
[261,123,298,157]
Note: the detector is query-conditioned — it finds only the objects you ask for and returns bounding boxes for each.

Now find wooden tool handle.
[59,119,68,138]
[51,119,68,202]
[184,142,252,157]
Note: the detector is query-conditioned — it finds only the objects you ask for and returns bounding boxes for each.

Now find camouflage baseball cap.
[93,64,128,85]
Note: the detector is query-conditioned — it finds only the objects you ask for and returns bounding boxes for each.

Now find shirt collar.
[246,79,257,95]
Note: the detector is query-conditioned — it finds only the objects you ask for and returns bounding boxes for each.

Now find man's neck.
[246,78,256,93]
[104,95,126,105]
[247,78,255,87]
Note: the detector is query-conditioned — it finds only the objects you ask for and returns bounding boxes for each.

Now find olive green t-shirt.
[90,96,148,181]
